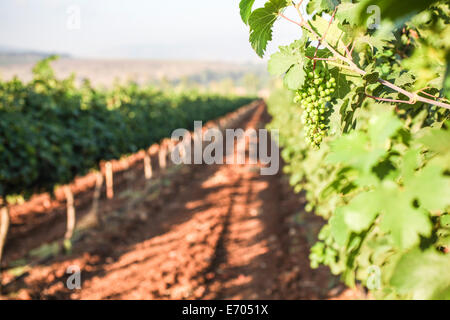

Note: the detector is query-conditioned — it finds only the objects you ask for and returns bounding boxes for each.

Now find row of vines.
[240,0,450,299]
[0,56,254,268]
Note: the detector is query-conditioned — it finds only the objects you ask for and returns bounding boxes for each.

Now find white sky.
[0,0,304,62]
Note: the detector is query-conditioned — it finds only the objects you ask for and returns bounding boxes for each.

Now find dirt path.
[1,103,360,300]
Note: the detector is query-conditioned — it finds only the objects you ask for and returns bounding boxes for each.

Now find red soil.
[1,102,363,300]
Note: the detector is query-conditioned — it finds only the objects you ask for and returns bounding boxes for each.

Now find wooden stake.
[159,147,167,170]
[144,152,153,179]
[89,171,104,224]
[105,161,114,199]
[0,204,10,273]
[63,186,76,241]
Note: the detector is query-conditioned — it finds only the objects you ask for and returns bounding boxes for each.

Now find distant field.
[0,57,268,87]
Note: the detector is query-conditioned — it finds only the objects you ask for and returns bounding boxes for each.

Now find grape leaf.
[308,15,345,52]
[330,207,350,246]
[341,190,382,232]
[305,46,330,59]
[390,248,450,300]
[239,0,256,25]
[379,191,431,249]
[268,39,306,76]
[418,126,450,154]
[329,68,352,99]
[444,60,450,99]
[327,131,386,173]
[401,148,421,184]
[404,165,450,213]
[418,125,450,170]
[363,71,379,84]
[367,112,402,147]
[268,39,308,90]
[248,0,289,57]
[441,214,450,228]
[308,0,339,15]
[335,1,360,26]
[283,64,306,90]
[355,34,387,52]
[394,72,415,87]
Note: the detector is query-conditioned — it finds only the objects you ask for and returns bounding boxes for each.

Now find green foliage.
[244,0,289,57]
[269,38,308,89]
[390,248,450,300]
[0,58,254,199]
[244,0,450,299]
[308,0,339,15]
[239,0,256,25]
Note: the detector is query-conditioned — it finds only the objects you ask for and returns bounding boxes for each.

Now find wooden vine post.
[63,185,76,243]
[159,146,167,170]
[144,151,153,180]
[0,198,10,279]
[89,171,104,225]
[105,161,114,199]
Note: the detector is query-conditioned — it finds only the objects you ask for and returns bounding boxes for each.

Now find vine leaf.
[308,0,339,14]
[268,39,307,90]
[401,148,421,184]
[367,111,402,147]
[327,113,401,172]
[248,0,289,57]
[444,61,450,99]
[327,131,385,173]
[329,68,351,99]
[363,71,379,84]
[394,72,415,87]
[268,39,306,76]
[391,248,450,300]
[330,208,350,246]
[379,186,432,249]
[404,165,450,213]
[341,190,382,233]
[335,1,360,26]
[239,0,256,25]
[308,15,345,53]
[284,64,306,90]
[341,182,432,249]
[418,125,450,170]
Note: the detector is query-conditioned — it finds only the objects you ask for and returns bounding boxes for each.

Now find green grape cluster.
[293,67,336,148]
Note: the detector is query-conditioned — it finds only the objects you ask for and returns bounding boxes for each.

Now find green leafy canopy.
[244,0,450,300]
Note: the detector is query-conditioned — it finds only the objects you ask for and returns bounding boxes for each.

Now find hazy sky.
[0,0,303,62]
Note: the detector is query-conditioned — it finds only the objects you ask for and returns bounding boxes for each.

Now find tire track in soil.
[2,103,358,300]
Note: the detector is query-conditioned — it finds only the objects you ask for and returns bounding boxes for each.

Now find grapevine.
[241,0,450,299]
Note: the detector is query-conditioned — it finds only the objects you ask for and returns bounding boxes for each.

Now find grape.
[293,63,336,148]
